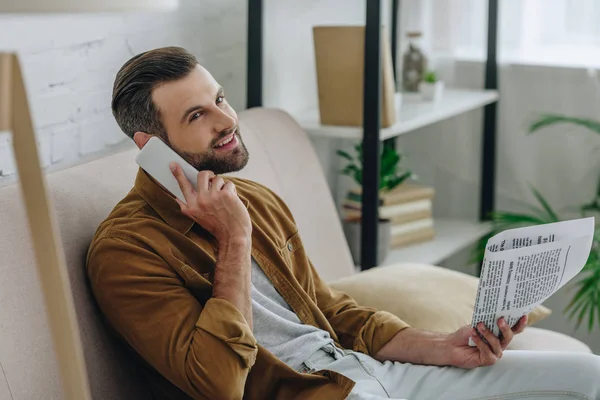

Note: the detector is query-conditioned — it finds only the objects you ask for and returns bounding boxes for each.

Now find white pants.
[300,343,600,400]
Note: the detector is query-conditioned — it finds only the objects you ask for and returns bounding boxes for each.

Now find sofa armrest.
[507,327,592,353]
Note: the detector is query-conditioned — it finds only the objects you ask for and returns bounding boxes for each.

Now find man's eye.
[216,96,225,104]
[190,112,202,122]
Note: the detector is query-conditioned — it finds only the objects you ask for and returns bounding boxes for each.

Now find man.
[87,47,600,400]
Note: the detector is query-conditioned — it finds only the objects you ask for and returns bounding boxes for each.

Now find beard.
[172,127,250,175]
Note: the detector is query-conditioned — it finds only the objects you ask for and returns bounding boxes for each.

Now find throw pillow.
[329,263,551,333]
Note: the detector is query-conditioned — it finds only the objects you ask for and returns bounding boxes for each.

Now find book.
[348,182,435,206]
[390,218,434,237]
[388,209,432,225]
[390,226,435,248]
[343,198,432,220]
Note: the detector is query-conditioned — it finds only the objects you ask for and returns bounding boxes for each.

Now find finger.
[512,315,528,334]
[170,163,194,203]
[478,323,503,358]
[175,197,188,212]
[223,180,237,193]
[471,329,497,366]
[211,176,225,191]
[498,318,513,349]
[196,170,215,192]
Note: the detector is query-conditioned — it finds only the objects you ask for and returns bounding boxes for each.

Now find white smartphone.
[135,136,199,204]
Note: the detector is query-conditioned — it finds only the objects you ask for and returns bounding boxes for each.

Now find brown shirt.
[86,169,409,400]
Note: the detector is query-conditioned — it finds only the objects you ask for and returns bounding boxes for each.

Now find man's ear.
[133,132,153,149]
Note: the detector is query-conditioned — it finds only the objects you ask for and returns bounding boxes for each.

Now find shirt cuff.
[196,298,258,368]
[353,311,410,356]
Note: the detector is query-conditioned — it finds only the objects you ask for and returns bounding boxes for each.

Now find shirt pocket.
[280,231,319,299]
[279,231,312,285]
[279,230,303,262]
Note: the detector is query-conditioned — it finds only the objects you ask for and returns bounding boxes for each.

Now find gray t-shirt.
[251,259,333,371]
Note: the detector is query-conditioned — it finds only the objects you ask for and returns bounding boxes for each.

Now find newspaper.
[469,217,595,345]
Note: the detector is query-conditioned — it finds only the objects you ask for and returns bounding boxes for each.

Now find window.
[417,0,600,67]
[564,0,600,44]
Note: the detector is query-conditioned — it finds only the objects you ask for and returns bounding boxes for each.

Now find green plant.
[423,70,438,84]
[473,114,600,332]
[336,143,414,192]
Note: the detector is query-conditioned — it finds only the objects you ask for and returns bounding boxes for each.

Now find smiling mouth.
[213,132,239,150]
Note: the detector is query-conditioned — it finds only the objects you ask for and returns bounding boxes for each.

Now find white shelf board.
[296,89,499,141]
[382,219,491,267]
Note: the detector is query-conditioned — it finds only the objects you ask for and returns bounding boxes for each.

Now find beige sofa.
[0,108,591,399]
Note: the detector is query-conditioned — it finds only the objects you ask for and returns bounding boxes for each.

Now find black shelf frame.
[246,0,499,270]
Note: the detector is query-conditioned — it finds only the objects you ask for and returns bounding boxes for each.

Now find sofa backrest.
[231,109,355,281]
[0,108,354,399]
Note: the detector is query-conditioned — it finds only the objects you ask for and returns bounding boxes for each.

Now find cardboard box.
[313,26,396,128]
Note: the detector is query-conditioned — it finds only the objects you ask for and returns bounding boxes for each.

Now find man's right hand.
[170,163,252,243]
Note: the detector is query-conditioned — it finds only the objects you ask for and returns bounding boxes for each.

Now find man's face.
[151,65,249,174]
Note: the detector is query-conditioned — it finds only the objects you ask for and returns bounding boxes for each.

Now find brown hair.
[111,46,198,140]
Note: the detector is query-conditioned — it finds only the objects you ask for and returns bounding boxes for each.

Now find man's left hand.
[446,316,528,369]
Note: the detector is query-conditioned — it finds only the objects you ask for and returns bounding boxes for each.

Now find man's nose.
[213,108,236,133]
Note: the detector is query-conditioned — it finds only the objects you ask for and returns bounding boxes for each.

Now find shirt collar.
[134,168,250,235]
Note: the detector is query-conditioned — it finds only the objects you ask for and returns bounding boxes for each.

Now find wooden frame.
[0,52,91,400]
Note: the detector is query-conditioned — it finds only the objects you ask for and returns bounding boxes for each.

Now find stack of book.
[343,183,435,248]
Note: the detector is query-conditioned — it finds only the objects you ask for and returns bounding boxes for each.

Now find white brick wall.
[0,0,249,185]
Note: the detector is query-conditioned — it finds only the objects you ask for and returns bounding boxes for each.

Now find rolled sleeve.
[353,311,410,356]
[87,237,257,400]
[196,298,258,368]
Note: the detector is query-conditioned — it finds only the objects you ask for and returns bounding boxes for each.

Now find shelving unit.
[246,0,499,271]
[383,220,491,267]
[294,89,499,140]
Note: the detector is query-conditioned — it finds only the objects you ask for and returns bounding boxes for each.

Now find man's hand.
[375,316,528,369]
[446,316,528,369]
[170,163,252,243]
[170,163,253,328]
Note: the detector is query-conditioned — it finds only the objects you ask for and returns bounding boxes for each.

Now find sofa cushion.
[329,263,552,334]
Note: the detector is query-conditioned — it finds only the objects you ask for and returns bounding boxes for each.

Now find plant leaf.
[380,147,399,178]
[341,165,359,175]
[336,150,354,161]
[488,211,548,226]
[522,202,559,223]
[341,165,362,186]
[590,290,597,332]
[597,289,600,331]
[566,293,587,318]
[355,143,363,167]
[566,276,596,311]
[529,114,600,135]
[530,186,559,221]
[387,171,413,190]
[354,168,362,186]
[565,269,600,332]
[575,300,591,330]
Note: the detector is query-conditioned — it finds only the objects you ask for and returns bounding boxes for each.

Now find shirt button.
[287,243,293,251]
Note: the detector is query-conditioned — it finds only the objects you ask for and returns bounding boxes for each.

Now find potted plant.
[473,114,600,332]
[420,70,444,102]
[336,143,415,265]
